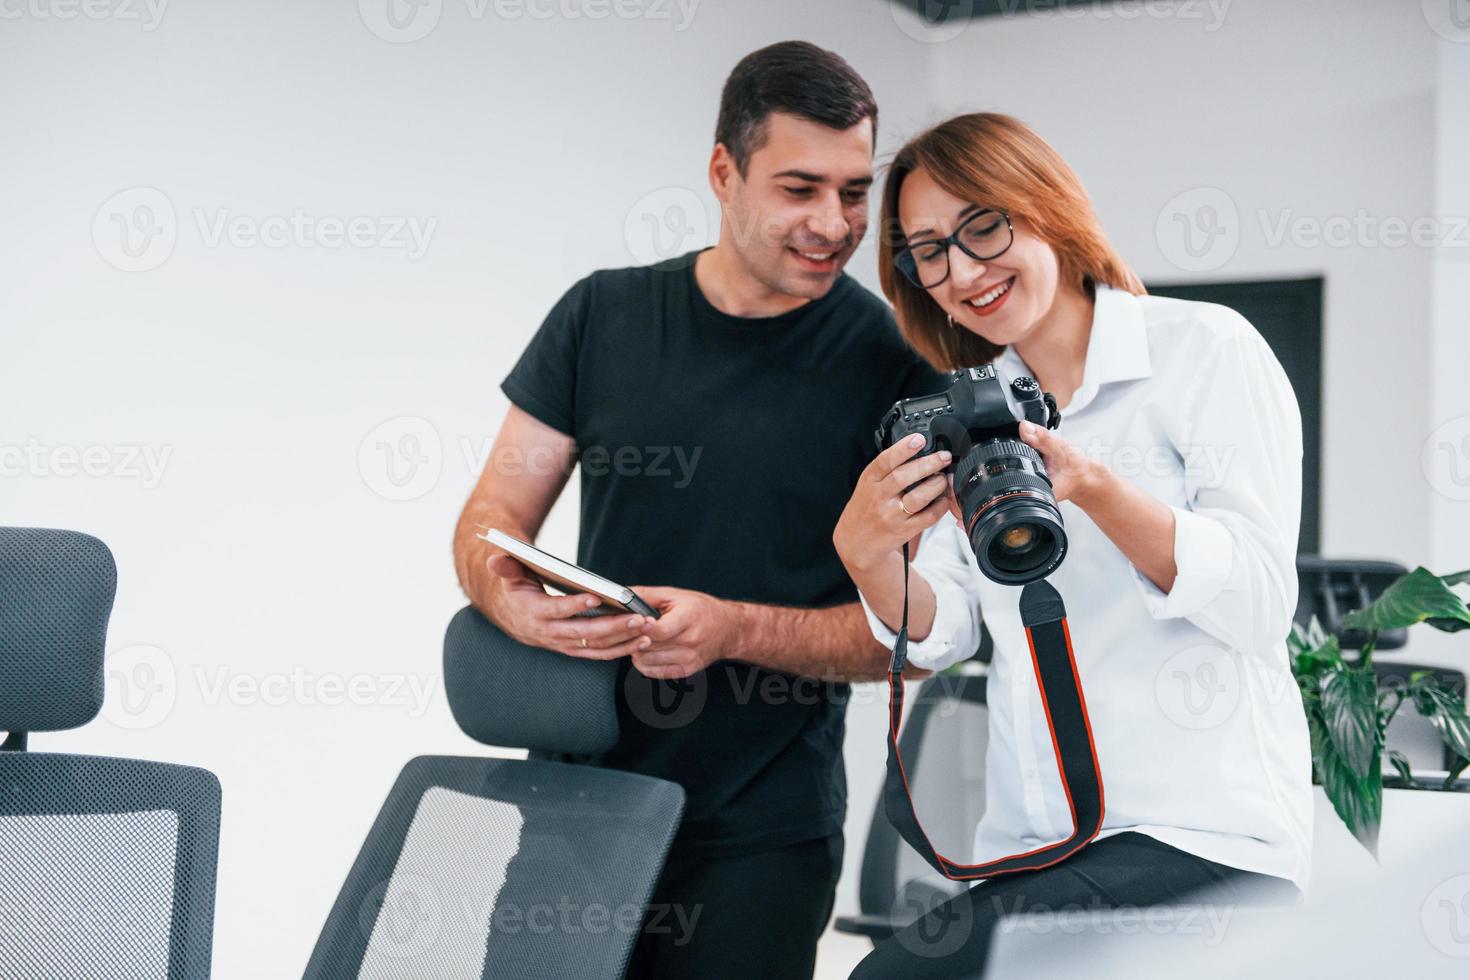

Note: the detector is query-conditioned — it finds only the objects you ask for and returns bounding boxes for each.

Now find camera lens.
[953,438,1067,584]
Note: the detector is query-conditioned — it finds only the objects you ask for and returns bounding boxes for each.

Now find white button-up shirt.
[861,285,1315,891]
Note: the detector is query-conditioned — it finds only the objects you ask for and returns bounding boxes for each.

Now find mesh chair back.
[443,606,618,757]
[847,673,987,936]
[0,754,222,979]
[0,526,223,979]
[303,755,684,980]
[0,527,115,733]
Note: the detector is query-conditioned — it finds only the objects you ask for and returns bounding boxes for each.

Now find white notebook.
[477,527,659,618]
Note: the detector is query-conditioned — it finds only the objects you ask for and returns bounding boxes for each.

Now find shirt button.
[1023,768,1038,780]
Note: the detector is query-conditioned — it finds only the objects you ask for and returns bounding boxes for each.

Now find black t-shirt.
[501,249,945,856]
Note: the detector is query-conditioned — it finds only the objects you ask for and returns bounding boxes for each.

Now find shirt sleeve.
[858,516,984,672]
[1129,321,1303,657]
[500,274,595,438]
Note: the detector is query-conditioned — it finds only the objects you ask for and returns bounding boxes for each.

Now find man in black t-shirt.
[453,42,942,980]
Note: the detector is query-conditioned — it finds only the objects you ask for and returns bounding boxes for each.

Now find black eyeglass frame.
[893,208,1015,289]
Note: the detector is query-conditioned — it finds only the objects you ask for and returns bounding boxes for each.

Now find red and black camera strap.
[884,543,1106,881]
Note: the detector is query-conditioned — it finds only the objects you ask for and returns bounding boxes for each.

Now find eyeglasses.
[893,208,1014,289]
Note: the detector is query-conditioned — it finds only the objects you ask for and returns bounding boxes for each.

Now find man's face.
[716,112,874,300]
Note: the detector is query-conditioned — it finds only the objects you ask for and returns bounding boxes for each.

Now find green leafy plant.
[1289,567,1470,856]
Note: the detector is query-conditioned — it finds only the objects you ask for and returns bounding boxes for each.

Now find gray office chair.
[302,606,685,980]
[835,671,988,943]
[0,527,222,979]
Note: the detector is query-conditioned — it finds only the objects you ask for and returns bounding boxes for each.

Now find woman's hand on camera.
[1017,420,1109,507]
[833,433,956,574]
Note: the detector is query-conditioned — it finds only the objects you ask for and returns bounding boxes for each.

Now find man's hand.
[486,553,652,660]
[627,585,742,680]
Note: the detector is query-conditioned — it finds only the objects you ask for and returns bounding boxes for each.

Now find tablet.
[477,527,660,619]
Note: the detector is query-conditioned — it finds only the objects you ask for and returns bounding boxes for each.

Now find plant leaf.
[1287,622,1308,657]
[1343,567,1470,633]
[1385,749,1414,785]
[1294,633,1341,675]
[1443,756,1470,791]
[1425,617,1470,634]
[1321,668,1379,778]
[1413,680,1470,763]
[1307,615,1328,648]
[1444,569,1470,587]
[1311,716,1381,856]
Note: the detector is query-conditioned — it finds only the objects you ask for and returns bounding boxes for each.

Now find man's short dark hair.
[715,41,878,176]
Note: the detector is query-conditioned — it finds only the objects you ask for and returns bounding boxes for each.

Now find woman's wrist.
[1069,460,1114,511]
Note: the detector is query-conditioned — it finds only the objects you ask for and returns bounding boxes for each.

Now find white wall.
[0,3,933,977]
[1,3,1464,978]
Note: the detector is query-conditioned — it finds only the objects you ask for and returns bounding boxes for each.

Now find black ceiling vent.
[892,0,1108,22]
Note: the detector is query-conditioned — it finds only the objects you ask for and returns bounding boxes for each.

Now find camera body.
[875,365,1068,584]
[875,365,1059,464]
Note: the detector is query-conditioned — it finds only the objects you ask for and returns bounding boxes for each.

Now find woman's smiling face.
[897,166,1063,349]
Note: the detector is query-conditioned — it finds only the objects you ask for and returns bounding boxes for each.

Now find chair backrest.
[849,673,987,934]
[1295,555,1410,651]
[441,605,619,758]
[301,755,684,980]
[304,607,685,979]
[0,526,222,980]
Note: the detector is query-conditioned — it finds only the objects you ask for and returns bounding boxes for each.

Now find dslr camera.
[875,365,1067,584]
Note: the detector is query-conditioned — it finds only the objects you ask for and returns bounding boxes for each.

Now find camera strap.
[884,542,1105,881]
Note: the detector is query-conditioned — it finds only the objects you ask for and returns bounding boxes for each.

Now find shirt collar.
[996,285,1151,415]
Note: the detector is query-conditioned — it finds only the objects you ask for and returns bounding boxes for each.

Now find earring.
[947,313,955,329]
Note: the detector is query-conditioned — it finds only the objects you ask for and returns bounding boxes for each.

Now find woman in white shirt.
[835,113,1314,978]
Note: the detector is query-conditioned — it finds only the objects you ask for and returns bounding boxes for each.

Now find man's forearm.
[453,502,532,613]
[724,600,927,683]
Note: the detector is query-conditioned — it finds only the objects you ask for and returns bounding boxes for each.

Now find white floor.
[814,930,872,980]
